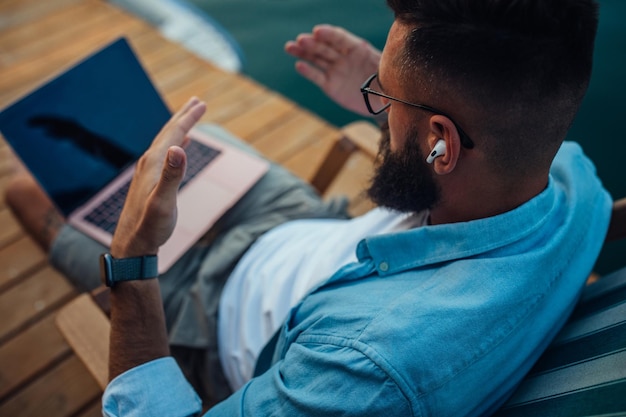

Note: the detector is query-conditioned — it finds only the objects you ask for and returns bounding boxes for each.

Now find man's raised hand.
[285,24,381,116]
[111,97,206,259]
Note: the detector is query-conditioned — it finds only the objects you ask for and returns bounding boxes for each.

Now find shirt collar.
[357,177,558,276]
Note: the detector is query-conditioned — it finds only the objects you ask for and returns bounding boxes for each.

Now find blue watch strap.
[102,254,158,287]
[112,255,158,280]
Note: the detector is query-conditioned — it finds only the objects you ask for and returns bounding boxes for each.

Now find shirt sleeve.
[207,337,413,417]
[102,357,203,417]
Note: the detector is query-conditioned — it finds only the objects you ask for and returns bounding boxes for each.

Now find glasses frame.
[360,73,475,149]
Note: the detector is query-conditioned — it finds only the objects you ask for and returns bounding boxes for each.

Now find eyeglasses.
[360,73,475,149]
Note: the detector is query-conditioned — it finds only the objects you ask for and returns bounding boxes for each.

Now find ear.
[427,115,461,175]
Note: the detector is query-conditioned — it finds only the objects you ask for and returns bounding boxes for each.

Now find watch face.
[100,253,114,287]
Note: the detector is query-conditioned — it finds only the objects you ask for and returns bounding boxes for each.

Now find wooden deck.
[0,1,374,415]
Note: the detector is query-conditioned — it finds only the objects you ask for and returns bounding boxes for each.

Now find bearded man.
[5,0,612,415]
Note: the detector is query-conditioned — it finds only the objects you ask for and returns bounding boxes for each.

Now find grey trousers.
[49,124,350,406]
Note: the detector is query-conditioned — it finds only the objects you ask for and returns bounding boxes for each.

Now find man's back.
[209,141,611,416]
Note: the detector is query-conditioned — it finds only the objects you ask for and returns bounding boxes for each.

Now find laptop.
[0,38,269,273]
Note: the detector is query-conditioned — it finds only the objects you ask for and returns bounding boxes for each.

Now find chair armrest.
[310,120,380,195]
[55,293,110,390]
[339,120,380,159]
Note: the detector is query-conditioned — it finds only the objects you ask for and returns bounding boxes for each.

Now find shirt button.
[379,262,389,272]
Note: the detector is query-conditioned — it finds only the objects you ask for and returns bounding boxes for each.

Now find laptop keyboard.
[83,140,222,235]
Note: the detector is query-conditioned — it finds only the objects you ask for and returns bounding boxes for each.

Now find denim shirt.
[103,141,612,417]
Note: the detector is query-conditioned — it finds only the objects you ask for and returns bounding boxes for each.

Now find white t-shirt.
[218,207,429,390]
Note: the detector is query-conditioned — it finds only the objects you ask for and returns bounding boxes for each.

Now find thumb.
[156,146,187,199]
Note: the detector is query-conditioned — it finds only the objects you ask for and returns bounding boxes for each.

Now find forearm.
[104,97,206,382]
[109,279,170,381]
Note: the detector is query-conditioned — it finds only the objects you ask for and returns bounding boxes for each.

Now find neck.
[429,173,549,225]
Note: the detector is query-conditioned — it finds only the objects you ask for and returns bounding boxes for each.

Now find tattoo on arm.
[41,207,64,245]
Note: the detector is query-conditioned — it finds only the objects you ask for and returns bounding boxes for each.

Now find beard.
[366,124,441,214]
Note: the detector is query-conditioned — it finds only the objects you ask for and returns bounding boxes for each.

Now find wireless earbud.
[426,139,447,164]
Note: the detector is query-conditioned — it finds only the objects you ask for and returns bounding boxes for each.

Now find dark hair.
[386,0,599,176]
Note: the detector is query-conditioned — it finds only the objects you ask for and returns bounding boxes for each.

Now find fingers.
[294,60,327,88]
[285,25,379,88]
[286,25,365,58]
[150,97,199,204]
[286,37,329,89]
[285,32,345,90]
[175,97,206,131]
[157,97,207,150]
[286,34,343,64]
[312,24,366,54]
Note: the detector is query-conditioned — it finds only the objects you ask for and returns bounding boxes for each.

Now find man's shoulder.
[551,140,601,188]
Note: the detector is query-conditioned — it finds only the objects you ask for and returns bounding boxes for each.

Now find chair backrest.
[495,266,626,416]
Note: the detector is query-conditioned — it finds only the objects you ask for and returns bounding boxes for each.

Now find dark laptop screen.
[0,38,171,216]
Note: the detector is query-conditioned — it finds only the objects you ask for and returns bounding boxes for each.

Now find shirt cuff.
[103,357,202,417]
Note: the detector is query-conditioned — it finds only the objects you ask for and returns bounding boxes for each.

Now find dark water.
[186,0,393,127]
[189,0,626,274]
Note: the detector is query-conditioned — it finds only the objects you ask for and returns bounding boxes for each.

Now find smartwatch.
[100,253,158,287]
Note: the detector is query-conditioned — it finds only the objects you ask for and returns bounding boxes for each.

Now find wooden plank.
[154,57,211,97]
[0,1,147,92]
[340,120,380,159]
[0,235,46,289]
[221,93,296,143]
[0,18,143,81]
[128,33,237,112]
[76,400,104,417]
[129,32,231,103]
[0,266,75,342]
[0,2,95,51]
[323,151,375,212]
[205,88,270,126]
[124,25,170,56]
[0,0,84,32]
[282,129,340,183]
[0,314,70,400]
[0,355,100,417]
[0,145,15,177]
[0,20,146,85]
[326,120,379,215]
[56,294,111,390]
[164,67,236,111]
[125,27,211,77]
[347,195,376,217]
[0,21,147,108]
[251,111,332,163]
[0,0,144,50]
[202,80,269,128]
[0,208,22,247]
[134,35,192,70]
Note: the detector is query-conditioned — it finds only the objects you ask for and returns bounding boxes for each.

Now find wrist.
[110,237,158,259]
[101,253,158,288]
